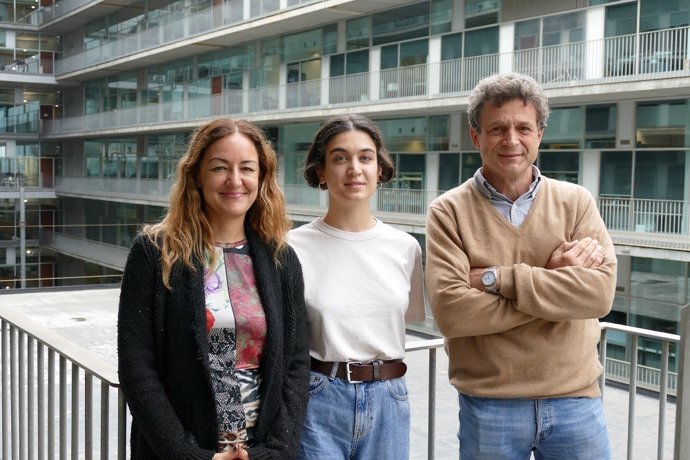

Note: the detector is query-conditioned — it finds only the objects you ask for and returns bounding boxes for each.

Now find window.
[373,3,429,46]
[636,100,689,148]
[586,105,617,148]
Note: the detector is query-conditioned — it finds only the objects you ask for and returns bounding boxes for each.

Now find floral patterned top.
[204,241,266,444]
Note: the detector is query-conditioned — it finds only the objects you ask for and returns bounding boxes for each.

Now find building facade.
[0,0,689,366]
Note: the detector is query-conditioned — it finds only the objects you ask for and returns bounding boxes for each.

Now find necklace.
[214,238,247,248]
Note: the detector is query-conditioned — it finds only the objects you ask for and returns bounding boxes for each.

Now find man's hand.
[547,237,604,269]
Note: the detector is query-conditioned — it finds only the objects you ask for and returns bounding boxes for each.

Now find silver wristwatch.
[481,266,499,294]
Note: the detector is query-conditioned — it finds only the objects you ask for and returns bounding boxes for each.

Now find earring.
[318,181,327,191]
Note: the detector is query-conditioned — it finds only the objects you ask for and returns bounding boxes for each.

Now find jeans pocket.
[307,371,329,396]
[384,377,409,401]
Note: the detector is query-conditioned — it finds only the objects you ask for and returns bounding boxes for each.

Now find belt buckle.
[346,361,363,383]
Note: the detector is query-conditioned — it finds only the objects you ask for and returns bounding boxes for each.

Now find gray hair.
[467,72,550,132]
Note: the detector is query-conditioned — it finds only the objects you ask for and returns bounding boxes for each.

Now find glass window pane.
[372,3,430,46]
[461,152,481,182]
[323,24,338,55]
[439,153,460,191]
[540,107,582,149]
[515,19,540,50]
[378,118,426,152]
[347,50,369,74]
[381,45,398,70]
[538,151,580,184]
[586,105,617,148]
[634,151,687,200]
[640,0,690,32]
[396,154,426,189]
[347,17,371,50]
[543,12,585,46]
[441,33,462,60]
[400,39,428,66]
[330,54,345,77]
[631,257,686,305]
[605,3,637,38]
[600,151,632,196]
[636,100,689,148]
[465,0,500,28]
[464,27,499,57]
[428,115,449,150]
[284,29,322,63]
[430,0,452,35]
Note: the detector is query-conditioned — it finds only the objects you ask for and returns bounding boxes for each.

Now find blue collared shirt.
[473,165,542,228]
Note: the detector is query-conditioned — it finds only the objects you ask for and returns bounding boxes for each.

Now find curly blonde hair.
[143,118,290,288]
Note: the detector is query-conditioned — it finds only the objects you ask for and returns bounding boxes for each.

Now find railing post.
[674,304,690,460]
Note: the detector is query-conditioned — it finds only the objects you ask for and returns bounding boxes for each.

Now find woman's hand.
[212,445,249,460]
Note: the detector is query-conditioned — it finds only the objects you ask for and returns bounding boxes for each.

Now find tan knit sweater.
[426,177,617,398]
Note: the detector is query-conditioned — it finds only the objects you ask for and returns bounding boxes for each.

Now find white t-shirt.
[288,217,425,362]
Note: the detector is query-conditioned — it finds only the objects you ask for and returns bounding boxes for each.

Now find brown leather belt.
[311,357,407,383]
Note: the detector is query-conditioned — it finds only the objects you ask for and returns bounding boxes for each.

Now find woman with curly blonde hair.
[118,118,310,459]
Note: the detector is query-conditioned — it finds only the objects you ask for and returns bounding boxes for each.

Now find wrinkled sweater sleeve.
[117,235,215,460]
[426,197,535,339]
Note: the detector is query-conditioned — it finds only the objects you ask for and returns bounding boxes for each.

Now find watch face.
[482,270,496,285]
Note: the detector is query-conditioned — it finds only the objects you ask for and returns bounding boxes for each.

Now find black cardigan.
[117,229,310,459]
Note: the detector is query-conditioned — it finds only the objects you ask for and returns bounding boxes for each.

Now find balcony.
[0,287,688,459]
[43,25,690,137]
[50,179,690,252]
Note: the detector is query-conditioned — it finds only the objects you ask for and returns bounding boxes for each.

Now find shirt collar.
[473,165,542,202]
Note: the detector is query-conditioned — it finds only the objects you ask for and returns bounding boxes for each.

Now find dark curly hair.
[304,114,395,190]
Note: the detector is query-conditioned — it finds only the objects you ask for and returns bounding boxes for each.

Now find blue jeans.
[297,371,410,460]
[458,393,611,460]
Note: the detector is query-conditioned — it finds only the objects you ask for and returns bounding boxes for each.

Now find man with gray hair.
[426,72,617,459]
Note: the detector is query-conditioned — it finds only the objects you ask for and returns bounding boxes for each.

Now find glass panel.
[330,54,345,77]
[543,12,585,46]
[278,123,319,185]
[600,151,632,196]
[430,0,452,35]
[540,107,582,149]
[396,154,426,189]
[441,33,462,60]
[428,116,449,151]
[640,0,690,32]
[381,45,398,70]
[538,151,580,184]
[400,39,428,66]
[372,3,430,46]
[636,100,688,148]
[323,24,338,55]
[631,257,686,306]
[85,140,103,177]
[515,19,540,50]
[464,26,499,57]
[347,16,371,50]
[605,3,637,38]
[634,151,686,200]
[378,118,426,152]
[439,153,460,191]
[585,105,617,148]
[347,50,369,74]
[461,152,481,182]
[284,29,322,63]
[465,0,500,29]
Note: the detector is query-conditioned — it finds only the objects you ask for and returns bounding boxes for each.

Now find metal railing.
[53,0,313,75]
[1,303,687,459]
[599,321,682,460]
[597,196,689,235]
[44,25,690,136]
[0,303,127,459]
